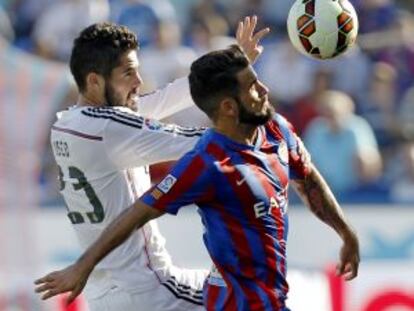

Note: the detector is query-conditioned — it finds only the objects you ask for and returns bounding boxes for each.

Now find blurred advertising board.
[0,205,412,310]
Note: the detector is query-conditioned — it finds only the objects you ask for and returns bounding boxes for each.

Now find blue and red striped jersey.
[142,114,310,311]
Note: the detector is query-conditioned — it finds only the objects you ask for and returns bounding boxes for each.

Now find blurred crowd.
[0,0,413,206]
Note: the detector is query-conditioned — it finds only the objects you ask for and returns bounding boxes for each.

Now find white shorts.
[87,268,207,311]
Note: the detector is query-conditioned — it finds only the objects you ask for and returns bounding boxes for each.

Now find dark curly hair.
[70,22,138,92]
[189,44,249,120]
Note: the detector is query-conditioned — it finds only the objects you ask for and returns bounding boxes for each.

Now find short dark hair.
[189,44,249,120]
[70,22,138,92]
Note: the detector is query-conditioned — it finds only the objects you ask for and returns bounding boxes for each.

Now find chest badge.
[145,118,162,131]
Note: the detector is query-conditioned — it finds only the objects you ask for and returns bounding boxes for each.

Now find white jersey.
[50,77,205,300]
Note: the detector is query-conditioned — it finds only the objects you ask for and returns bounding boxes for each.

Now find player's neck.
[214,122,258,146]
[76,92,105,107]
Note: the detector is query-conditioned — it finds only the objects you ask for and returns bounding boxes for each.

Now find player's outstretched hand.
[236,15,270,65]
[34,264,90,304]
[336,232,360,281]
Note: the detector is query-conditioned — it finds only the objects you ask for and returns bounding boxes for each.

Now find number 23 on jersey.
[58,165,105,224]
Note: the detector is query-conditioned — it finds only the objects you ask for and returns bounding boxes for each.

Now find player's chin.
[263,101,274,114]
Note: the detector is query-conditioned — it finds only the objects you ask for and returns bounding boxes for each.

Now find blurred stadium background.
[0,0,413,310]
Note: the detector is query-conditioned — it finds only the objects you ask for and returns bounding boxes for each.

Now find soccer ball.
[287,0,359,59]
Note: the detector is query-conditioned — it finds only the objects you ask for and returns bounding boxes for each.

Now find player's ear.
[85,72,105,93]
[220,97,238,118]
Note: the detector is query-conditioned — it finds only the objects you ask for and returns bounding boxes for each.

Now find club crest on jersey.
[144,118,162,131]
[277,141,289,164]
[157,174,177,193]
[151,188,163,199]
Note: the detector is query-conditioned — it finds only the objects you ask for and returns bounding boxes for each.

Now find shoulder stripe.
[82,107,205,137]
[162,276,204,305]
[175,126,206,134]
[81,110,144,129]
[83,107,144,124]
[164,126,205,137]
[164,276,204,295]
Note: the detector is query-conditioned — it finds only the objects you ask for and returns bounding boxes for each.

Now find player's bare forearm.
[34,201,163,301]
[78,201,162,270]
[292,164,354,239]
[292,164,360,280]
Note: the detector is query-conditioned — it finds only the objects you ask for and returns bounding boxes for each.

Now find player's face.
[104,49,143,110]
[234,66,274,125]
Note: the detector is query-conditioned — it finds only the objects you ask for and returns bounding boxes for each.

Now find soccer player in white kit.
[37,17,270,311]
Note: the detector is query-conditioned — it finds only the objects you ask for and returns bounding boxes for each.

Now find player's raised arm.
[34,201,163,304]
[236,15,270,64]
[139,15,269,119]
[291,164,360,281]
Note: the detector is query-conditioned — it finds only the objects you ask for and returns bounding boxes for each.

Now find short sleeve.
[141,151,212,215]
[273,114,311,180]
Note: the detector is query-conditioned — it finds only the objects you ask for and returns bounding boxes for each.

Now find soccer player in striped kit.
[35,37,359,310]
[34,17,269,311]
